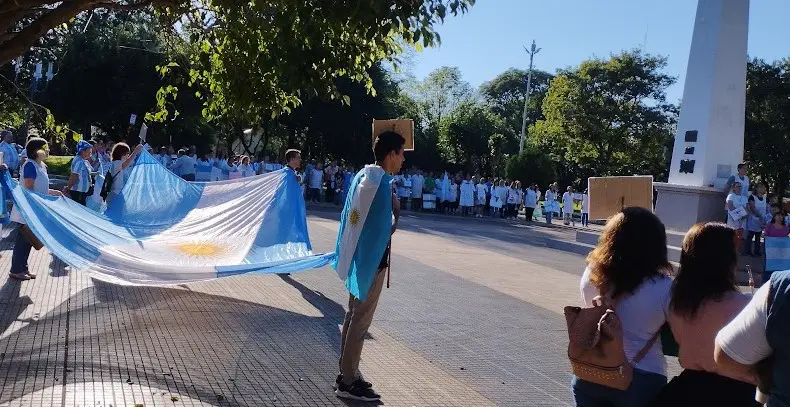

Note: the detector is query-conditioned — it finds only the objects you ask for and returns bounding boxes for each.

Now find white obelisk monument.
[654,0,750,231]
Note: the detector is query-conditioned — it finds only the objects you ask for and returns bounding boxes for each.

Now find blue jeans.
[11,227,32,275]
[571,369,667,407]
[546,211,553,224]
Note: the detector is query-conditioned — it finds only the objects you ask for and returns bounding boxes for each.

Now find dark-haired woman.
[106,143,143,205]
[7,137,63,280]
[573,207,673,407]
[648,222,758,406]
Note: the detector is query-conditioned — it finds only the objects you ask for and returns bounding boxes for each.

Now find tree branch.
[0,0,170,67]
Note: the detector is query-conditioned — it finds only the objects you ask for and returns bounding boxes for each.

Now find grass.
[44,155,72,177]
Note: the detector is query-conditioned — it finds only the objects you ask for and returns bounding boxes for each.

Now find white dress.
[459,181,475,207]
[726,193,749,229]
[476,183,487,205]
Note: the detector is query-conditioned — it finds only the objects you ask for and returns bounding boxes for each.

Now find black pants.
[525,207,535,221]
[745,230,762,255]
[69,190,88,206]
[182,174,196,182]
[649,369,759,407]
[412,198,422,211]
[582,213,589,227]
[325,181,335,203]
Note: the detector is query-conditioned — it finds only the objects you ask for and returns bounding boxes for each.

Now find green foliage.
[151,0,475,125]
[44,155,73,177]
[480,67,553,143]
[744,58,790,197]
[438,99,505,173]
[505,148,557,187]
[531,50,677,183]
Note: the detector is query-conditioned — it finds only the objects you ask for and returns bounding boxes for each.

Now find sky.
[411,0,790,103]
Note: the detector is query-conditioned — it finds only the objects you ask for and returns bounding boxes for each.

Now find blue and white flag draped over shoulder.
[333,165,393,301]
[1,151,333,285]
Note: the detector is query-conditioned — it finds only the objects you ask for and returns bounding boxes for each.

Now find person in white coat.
[544,184,559,224]
[562,186,576,226]
[490,180,506,218]
[459,174,475,217]
[475,178,488,218]
[725,181,749,247]
[524,183,539,221]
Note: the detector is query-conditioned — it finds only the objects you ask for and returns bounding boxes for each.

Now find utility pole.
[519,40,541,154]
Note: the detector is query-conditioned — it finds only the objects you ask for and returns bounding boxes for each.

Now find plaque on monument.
[372,119,414,151]
[684,146,695,155]
[679,159,696,174]
[587,176,654,220]
[684,130,698,142]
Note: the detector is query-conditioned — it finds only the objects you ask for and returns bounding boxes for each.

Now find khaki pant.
[339,268,387,384]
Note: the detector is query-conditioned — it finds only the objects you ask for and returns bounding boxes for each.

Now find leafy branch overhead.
[1,0,474,122]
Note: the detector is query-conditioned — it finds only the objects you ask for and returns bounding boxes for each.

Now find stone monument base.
[654,182,727,232]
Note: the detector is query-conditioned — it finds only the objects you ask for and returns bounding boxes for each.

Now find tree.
[479,67,553,143]
[531,50,677,183]
[505,148,557,188]
[2,1,475,122]
[744,58,790,197]
[438,99,505,174]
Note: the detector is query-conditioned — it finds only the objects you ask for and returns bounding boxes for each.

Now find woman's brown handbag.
[19,224,43,251]
[565,302,660,391]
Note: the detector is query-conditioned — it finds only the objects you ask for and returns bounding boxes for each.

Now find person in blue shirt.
[0,129,20,176]
[64,140,94,206]
[5,137,63,280]
[170,148,197,181]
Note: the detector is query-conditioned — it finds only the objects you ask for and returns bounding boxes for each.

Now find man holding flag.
[333,131,405,402]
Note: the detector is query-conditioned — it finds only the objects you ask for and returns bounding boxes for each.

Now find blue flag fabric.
[333,166,392,300]
[1,151,333,285]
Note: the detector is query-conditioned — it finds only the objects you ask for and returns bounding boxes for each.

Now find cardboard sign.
[372,119,414,151]
[138,123,148,143]
[587,176,653,220]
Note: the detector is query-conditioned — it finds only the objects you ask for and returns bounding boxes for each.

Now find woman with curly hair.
[572,207,673,406]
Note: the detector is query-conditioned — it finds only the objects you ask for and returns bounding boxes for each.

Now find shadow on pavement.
[0,277,383,406]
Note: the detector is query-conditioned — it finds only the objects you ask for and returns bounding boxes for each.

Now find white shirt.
[715,283,772,365]
[726,192,749,228]
[411,174,425,198]
[476,183,487,204]
[109,160,128,195]
[562,192,574,213]
[580,267,672,376]
[309,169,323,189]
[525,189,538,208]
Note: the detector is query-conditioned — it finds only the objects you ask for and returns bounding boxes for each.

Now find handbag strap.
[597,282,662,366]
[631,329,661,366]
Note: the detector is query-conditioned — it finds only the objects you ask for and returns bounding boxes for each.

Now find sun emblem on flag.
[349,208,361,226]
[173,241,225,258]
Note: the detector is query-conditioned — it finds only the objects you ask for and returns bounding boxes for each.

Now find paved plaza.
[0,211,678,406]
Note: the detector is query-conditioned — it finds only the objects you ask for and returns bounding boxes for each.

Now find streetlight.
[519,40,541,154]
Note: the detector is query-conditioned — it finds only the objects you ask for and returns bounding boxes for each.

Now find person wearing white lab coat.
[459,175,475,217]
[544,184,559,224]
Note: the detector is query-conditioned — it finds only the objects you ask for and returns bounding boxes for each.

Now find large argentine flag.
[333,165,393,301]
[2,151,333,285]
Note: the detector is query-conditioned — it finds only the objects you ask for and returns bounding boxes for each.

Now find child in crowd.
[448,178,459,215]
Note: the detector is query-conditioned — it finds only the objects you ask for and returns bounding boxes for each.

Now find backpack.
[100,169,120,200]
[564,295,660,390]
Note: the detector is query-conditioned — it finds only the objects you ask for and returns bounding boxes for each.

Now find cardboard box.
[587,176,653,220]
[372,119,414,151]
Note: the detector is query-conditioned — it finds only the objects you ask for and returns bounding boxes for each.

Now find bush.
[504,148,557,189]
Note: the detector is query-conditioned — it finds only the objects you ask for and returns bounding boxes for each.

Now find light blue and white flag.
[766,237,790,273]
[1,151,332,285]
[333,165,393,300]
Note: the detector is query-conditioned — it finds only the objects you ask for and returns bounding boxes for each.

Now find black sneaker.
[335,379,380,402]
[334,375,372,390]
